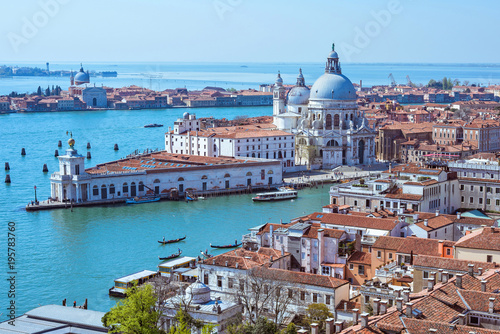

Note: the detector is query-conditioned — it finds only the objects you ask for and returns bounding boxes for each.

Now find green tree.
[168,308,215,334]
[37,86,42,95]
[45,86,50,96]
[252,317,277,334]
[281,323,297,334]
[102,284,162,334]
[305,303,333,330]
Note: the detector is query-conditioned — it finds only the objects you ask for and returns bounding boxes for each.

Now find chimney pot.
[458,313,466,325]
[468,264,474,277]
[478,267,483,276]
[438,269,443,282]
[325,318,335,334]
[396,298,404,312]
[373,298,381,315]
[428,329,437,333]
[481,280,487,292]
[442,271,449,283]
[360,313,369,328]
[406,302,414,318]
[310,323,319,334]
[403,289,410,303]
[435,209,439,216]
[457,212,461,220]
[380,301,388,315]
[424,219,428,226]
[334,321,343,333]
[489,297,495,314]
[352,309,359,324]
[456,273,464,289]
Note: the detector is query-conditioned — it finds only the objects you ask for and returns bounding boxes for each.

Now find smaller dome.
[328,50,339,59]
[275,71,283,86]
[183,112,190,119]
[186,281,211,304]
[288,86,310,105]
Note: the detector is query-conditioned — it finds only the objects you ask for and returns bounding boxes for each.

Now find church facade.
[273,45,376,169]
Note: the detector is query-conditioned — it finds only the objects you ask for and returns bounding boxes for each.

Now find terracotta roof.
[199,247,287,270]
[372,236,406,251]
[335,299,361,312]
[402,318,500,334]
[455,227,500,251]
[252,267,348,289]
[373,236,454,257]
[348,251,372,265]
[413,255,498,273]
[306,212,398,231]
[414,215,454,232]
[458,289,500,313]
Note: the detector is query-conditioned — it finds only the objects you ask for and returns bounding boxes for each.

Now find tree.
[282,323,297,334]
[37,86,42,96]
[463,80,470,86]
[235,267,305,326]
[168,308,215,334]
[45,86,50,96]
[304,303,333,331]
[102,284,162,334]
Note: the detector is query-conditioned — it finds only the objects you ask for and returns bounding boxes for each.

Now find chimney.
[396,298,404,312]
[406,302,414,318]
[442,271,449,283]
[424,219,428,227]
[427,278,435,291]
[335,321,343,333]
[310,323,319,334]
[478,267,483,276]
[455,273,463,289]
[435,209,439,217]
[438,269,443,282]
[468,264,474,277]
[457,212,461,220]
[478,280,487,294]
[438,240,444,257]
[344,301,348,312]
[373,299,381,315]
[281,245,285,256]
[458,313,466,325]
[380,301,388,315]
[352,309,359,324]
[403,289,410,303]
[269,225,274,247]
[270,255,273,263]
[489,297,495,314]
[235,262,239,269]
[325,318,335,334]
[360,313,369,328]
[225,261,228,267]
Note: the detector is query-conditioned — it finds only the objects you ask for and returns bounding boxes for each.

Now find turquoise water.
[0,106,330,319]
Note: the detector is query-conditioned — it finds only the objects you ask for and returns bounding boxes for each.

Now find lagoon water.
[0,105,332,320]
[1,62,500,96]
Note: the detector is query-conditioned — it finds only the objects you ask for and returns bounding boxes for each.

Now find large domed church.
[273,44,376,169]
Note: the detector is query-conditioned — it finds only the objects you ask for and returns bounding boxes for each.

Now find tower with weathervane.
[50,135,90,203]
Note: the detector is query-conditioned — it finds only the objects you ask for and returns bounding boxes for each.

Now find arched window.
[224,173,230,178]
[178,177,184,182]
[326,114,332,130]
[101,184,107,199]
[93,185,99,196]
[122,183,128,193]
[154,179,161,183]
[326,140,339,147]
[246,172,252,176]
[278,151,283,159]
[201,175,208,179]
[334,114,340,128]
[267,170,274,174]
[109,184,115,194]
[252,153,256,157]
[350,113,354,121]
[138,181,144,192]
[93,97,97,107]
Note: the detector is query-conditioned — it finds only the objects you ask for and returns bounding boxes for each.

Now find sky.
[0,0,498,63]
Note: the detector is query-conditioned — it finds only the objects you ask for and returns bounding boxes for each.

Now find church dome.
[328,50,339,59]
[288,86,310,105]
[310,73,356,101]
[186,281,211,304]
[74,65,90,85]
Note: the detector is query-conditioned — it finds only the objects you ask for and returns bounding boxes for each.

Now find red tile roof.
[306,212,398,231]
[455,227,500,251]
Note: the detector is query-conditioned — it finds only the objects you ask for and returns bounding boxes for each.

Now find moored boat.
[126,196,160,204]
[210,241,241,249]
[159,249,182,261]
[252,188,298,202]
[109,270,159,297]
[158,236,186,244]
[200,249,212,258]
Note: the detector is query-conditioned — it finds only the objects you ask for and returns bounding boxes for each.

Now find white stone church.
[273,45,376,169]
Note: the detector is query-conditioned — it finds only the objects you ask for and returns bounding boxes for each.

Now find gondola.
[158,249,182,261]
[158,236,186,245]
[210,242,241,249]
[200,249,212,258]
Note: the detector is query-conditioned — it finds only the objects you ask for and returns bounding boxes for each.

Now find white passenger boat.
[252,188,298,202]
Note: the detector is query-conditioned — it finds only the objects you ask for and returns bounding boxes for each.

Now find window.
[480,186,483,192]
[446,248,451,256]
[487,199,491,205]
[487,255,493,263]
[460,185,464,190]
[389,253,393,259]
[239,279,245,291]
[349,264,354,270]
[497,200,500,206]
[217,276,222,288]
[479,198,483,205]
[204,273,209,285]
[322,266,330,275]
[470,197,474,204]
[313,293,318,303]
[377,251,381,258]
[470,316,479,325]
[461,196,464,203]
[325,295,331,305]
[123,183,128,193]
[288,289,293,298]
[359,265,365,276]
[228,278,234,289]
[300,291,305,301]
[92,186,98,196]
[423,271,429,279]
[364,295,370,304]
[470,186,474,191]
[497,188,500,194]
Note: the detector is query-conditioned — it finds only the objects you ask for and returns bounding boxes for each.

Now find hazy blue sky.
[0,0,498,63]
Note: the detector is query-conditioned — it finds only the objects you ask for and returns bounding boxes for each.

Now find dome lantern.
[325,43,341,74]
[275,71,283,86]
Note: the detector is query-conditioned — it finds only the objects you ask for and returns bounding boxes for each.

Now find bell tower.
[273,71,286,116]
